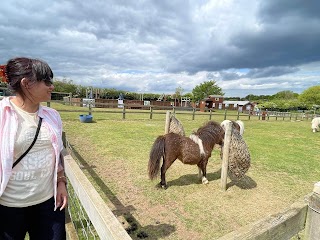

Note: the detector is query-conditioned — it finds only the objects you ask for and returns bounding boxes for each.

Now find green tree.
[183,92,194,102]
[53,78,78,95]
[172,86,184,106]
[258,98,306,111]
[244,94,272,101]
[147,93,161,101]
[272,90,298,100]
[192,80,223,102]
[0,82,8,88]
[298,85,320,108]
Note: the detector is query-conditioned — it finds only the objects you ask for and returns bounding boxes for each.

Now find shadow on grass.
[166,168,222,187]
[227,175,257,189]
[68,143,175,239]
[163,168,257,190]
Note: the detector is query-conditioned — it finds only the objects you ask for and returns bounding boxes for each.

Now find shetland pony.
[221,120,244,135]
[311,117,320,132]
[148,121,225,189]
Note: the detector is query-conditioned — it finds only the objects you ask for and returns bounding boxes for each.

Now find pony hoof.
[159,183,168,189]
[202,179,209,184]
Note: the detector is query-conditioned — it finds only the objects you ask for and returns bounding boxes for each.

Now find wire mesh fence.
[67,181,99,239]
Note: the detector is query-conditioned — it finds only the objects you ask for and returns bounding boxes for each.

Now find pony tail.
[148,135,166,180]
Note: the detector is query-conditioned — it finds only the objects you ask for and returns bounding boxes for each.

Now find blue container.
[79,114,93,123]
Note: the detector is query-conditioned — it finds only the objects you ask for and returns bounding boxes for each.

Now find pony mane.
[193,121,224,147]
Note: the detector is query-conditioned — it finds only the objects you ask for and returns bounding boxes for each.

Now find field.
[51,103,320,240]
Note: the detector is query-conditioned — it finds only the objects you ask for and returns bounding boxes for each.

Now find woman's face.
[25,78,55,103]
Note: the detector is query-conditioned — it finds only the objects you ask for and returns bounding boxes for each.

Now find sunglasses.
[43,79,54,86]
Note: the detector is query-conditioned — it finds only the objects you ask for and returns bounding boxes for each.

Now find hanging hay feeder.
[222,128,251,180]
[168,114,185,136]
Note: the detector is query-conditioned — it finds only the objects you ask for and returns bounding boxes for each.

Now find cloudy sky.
[1,0,320,97]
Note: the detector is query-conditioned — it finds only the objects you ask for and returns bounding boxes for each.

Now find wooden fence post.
[224,109,227,120]
[88,103,92,115]
[122,106,126,119]
[164,111,170,134]
[221,121,232,191]
[209,109,212,120]
[149,106,153,119]
[192,108,196,120]
[305,182,320,239]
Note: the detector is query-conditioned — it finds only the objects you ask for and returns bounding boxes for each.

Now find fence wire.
[65,139,100,240]
[67,181,99,239]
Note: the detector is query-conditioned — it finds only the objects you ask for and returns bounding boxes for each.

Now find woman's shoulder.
[0,97,13,110]
[40,105,61,118]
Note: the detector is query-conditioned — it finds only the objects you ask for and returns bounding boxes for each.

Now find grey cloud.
[258,0,320,22]
[167,0,320,73]
[217,66,299,81]
[1,0,320,98]
[245,66,299,78]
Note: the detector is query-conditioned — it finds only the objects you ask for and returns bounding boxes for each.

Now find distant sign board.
[118,99,124,108]
[83,98,95,107]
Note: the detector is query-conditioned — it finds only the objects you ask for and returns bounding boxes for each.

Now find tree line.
[1,77,319,112]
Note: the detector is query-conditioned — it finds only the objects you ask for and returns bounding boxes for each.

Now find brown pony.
[148,120,225,189]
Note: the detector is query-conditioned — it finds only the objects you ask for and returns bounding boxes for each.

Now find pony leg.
[160,158,175,189]
[160,164,167,189]
[202,159,209,184]
[198,161,209,184]
[198,167,202,179]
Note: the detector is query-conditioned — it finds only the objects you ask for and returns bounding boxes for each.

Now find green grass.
[49,102,319,240]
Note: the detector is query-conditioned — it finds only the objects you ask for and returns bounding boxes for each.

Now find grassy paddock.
[49,103,320,240]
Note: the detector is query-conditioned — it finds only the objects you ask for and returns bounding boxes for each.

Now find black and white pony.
[148,121,224,189]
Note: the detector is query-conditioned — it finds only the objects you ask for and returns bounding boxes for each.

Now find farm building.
[223,100,255,112]
[199,95,256,112]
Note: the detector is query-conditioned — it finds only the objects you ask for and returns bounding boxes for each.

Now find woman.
[0,57,68,239]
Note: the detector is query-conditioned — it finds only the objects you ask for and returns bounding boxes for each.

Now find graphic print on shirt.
[0,123,56,207]
[12,124,55,182]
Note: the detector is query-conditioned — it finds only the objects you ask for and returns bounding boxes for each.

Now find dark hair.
[6,57,53,94]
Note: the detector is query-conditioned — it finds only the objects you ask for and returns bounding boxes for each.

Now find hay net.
[169,114,185,136]
[225,128,251,180]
